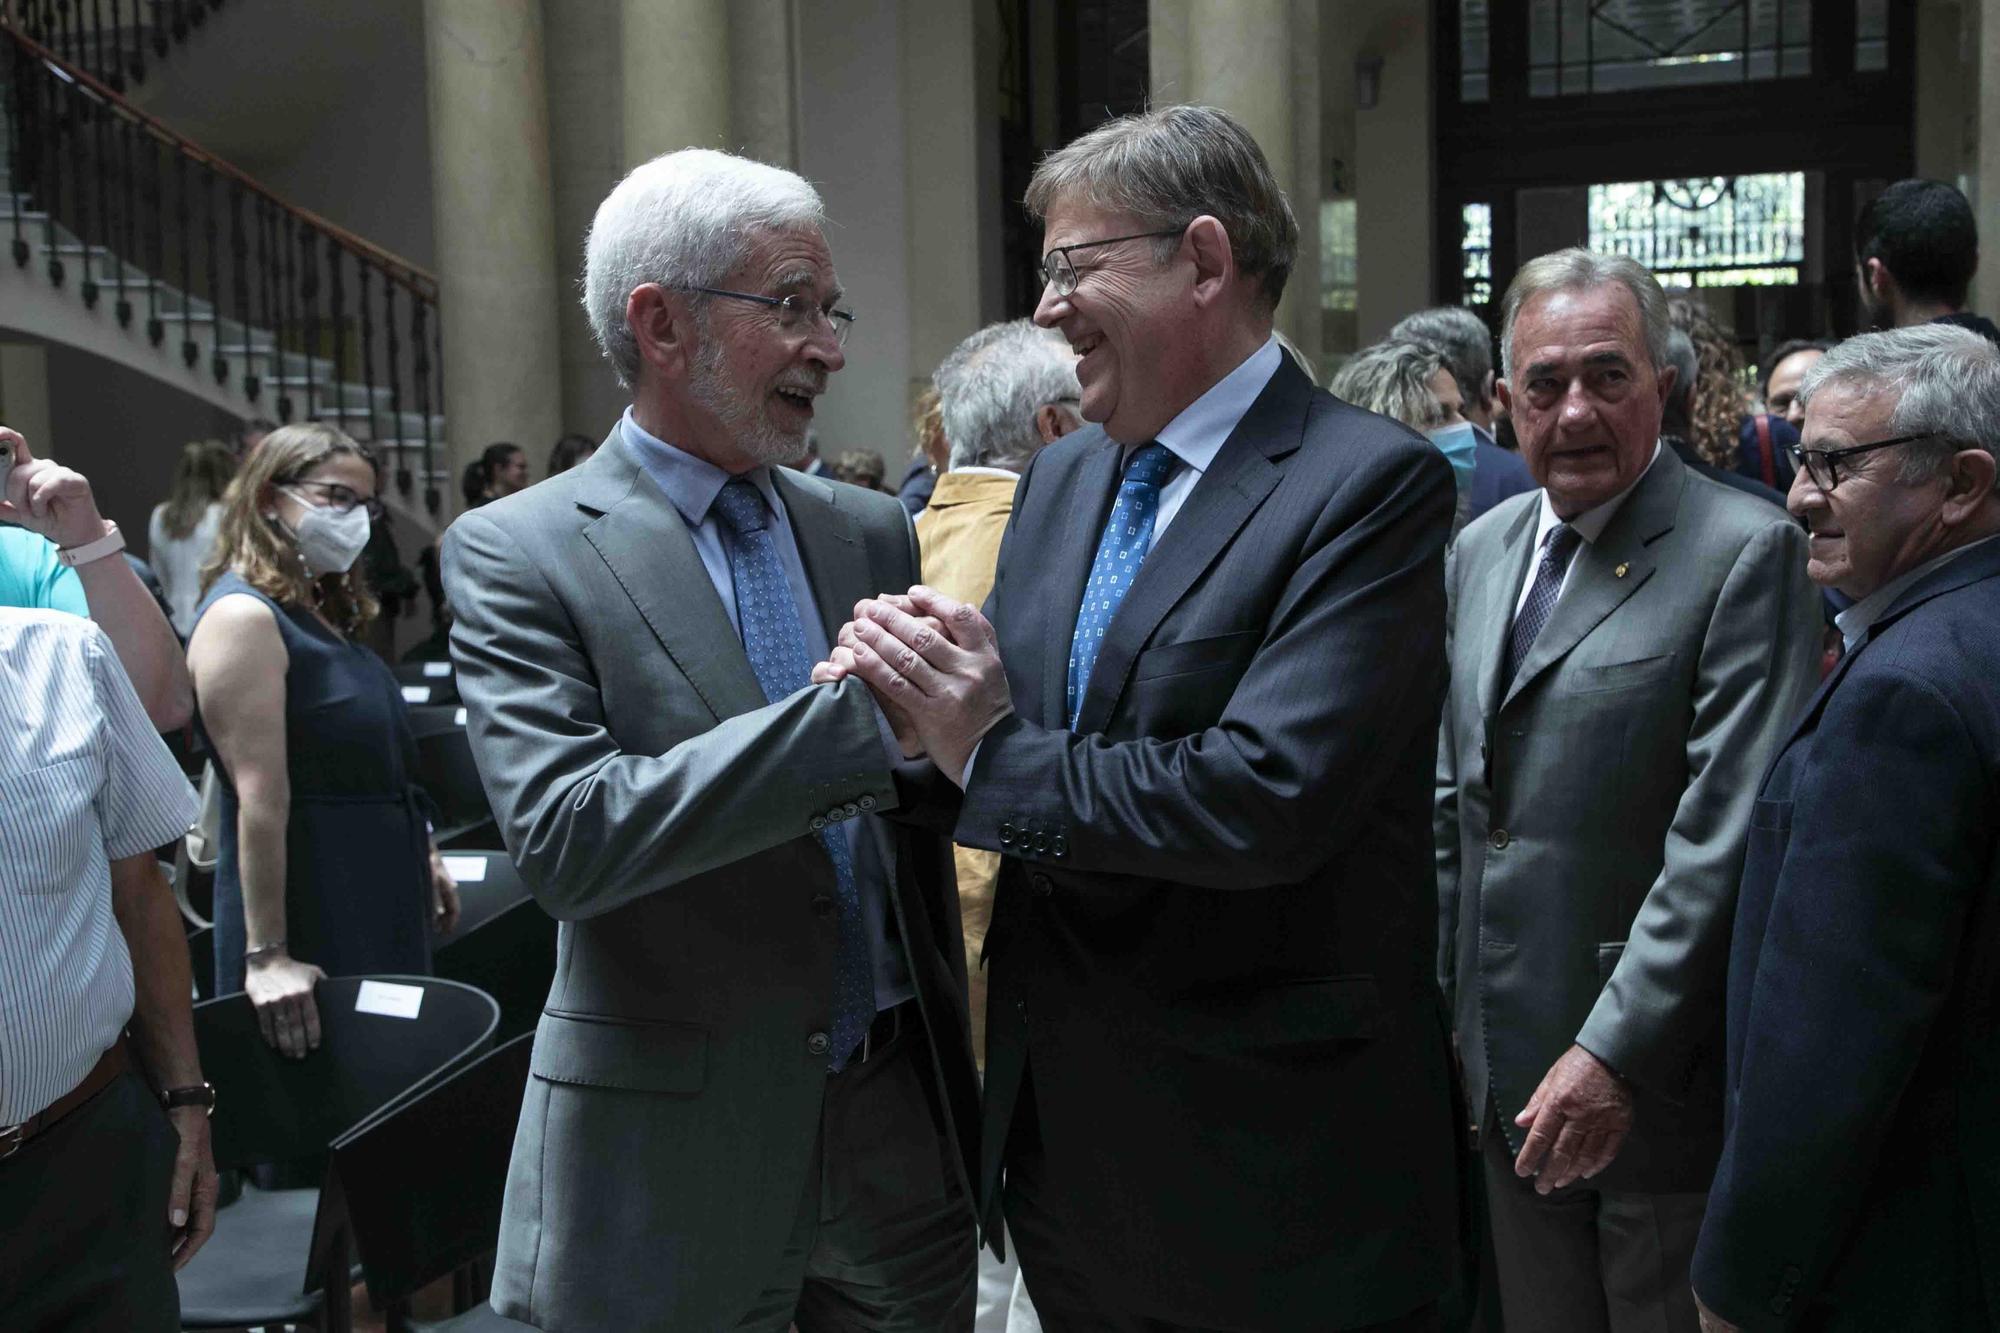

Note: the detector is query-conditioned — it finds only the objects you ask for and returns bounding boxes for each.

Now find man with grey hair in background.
[917,317,1080,1333]
[817,103,1462,1332]
[1392,304,1537,523]
[443,147,979,1331]
[1437,248,1821,1331]
[1692,324,2000,1333]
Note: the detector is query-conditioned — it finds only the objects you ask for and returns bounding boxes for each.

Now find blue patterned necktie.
[1502,522,1581,694]
[711,479,873,1071]
[1067,442,1174,729]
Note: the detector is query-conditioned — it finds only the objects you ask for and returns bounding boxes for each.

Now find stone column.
[730,0,799,168]
[545,0,628,435]
[423,0,563,502]
[1152,0,1321,371]
[622,0,730,162]
[1977,0,2000,319]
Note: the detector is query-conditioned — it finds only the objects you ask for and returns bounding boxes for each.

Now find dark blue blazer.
[1692,536,2000,1331]
[1466,433,1536,523]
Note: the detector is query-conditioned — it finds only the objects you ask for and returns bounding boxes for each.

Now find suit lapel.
[1473,501,1542,721]
[1500,448,1685,710]
[772,467,872,646]
[1069,360,1304,736]
[576,433,767,722]
[1039,439,1121,730]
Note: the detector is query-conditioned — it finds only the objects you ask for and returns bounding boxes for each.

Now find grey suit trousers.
[1480,1105,1705,1333]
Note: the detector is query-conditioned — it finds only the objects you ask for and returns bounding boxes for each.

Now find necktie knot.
[711,478,770,537]
[1123,441,1173,489]
[1544,522,1581,565]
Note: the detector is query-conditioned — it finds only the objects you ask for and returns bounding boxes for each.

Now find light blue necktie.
[711,479,873,1071]
[1067,442,1174,729]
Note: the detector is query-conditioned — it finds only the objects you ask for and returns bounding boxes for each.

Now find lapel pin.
[1615,563,1630,578]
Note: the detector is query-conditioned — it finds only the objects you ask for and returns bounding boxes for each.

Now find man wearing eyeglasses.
[1690,323,2000,1333]
[441,148,979,1332]
[817,105,1463,1331]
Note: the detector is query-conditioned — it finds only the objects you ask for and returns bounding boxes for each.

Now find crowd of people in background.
[6,103,2000,1332]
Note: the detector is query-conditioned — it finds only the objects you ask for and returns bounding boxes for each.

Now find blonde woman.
[147,439,235,635]
[187,424,458,1058]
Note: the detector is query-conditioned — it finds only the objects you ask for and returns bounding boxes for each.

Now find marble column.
[622,0,730,163]
[423,0,563,501]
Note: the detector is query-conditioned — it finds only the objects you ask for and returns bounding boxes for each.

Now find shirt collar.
[620,409,785,527]
[1533,440,1663,548]
[1124,335,1283,476]
[1834,533,2000,649]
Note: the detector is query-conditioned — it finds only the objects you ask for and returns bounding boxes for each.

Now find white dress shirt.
[1834,533,2000,650]
[1123,334,1283,542]
[1513,442,1663,618]
[0,610,198,1123]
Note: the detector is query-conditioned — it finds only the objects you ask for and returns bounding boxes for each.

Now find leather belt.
[856,999,913,1065]
[0,1038,128,1162]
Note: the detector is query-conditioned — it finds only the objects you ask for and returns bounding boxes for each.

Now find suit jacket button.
[1052,834,1068,857]
[1768,1296,1790,1315]
[857,795,876,811]
[999,822,1016,845]
[810,815,829,832]
[1032,872,1053,897]
[812,895,834,918]
[1488,828,1510,850]
[807,1032,830,1056]
[1032,832,1049,853]
[842,802,859,817]
[828,807,848,824]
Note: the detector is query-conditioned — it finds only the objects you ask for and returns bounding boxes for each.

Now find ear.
[1035,403,1080,444]
[1494,376,1515,417]
[1654,362,1679,406]
[627,283,695,379]
[1184,216,1235,307]
[1942,447,1999,525]
[1863,257,1891,299]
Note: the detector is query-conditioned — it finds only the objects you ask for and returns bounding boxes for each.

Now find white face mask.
[279,488,372,575]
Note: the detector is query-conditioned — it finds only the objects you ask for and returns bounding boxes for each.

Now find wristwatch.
[55,521,125,568]
[161,1082,217,1116]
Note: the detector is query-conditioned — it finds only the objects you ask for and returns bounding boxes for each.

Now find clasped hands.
[811,585,1012,787]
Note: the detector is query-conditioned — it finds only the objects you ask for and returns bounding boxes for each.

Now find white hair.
[935,320,1079,473]
[1499,248,1672,381]
[582,148,826,388]
[1799,323,2000,482]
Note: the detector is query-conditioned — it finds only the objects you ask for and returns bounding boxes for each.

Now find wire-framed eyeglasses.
[1035,228,1185,297]
[688,287,856,347]
[1789,432,1938,491]
[285,479,383,519]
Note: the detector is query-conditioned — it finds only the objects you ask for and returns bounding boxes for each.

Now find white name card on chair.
[355,980,425,1020]
[401,685,432,704]
[423,661,451,678]
[440,855,488,882]
[454,707,467,726]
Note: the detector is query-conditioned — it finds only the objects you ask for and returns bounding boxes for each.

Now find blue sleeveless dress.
[193,572,432,993]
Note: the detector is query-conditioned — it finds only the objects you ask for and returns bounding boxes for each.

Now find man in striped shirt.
[0,607,214,1328]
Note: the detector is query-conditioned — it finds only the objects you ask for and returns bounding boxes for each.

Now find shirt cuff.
[961,738,983,789]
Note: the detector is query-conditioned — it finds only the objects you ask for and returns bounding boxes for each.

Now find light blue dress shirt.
[620,412,914,1012]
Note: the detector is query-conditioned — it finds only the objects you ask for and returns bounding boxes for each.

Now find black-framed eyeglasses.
[1789,432,1937,491]
[1035,228,1185,297]
[688,287,856,347]
[286,479,383,519]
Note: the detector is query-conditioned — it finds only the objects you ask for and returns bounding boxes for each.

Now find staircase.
[9,0,227,95]
[0,15,449,525]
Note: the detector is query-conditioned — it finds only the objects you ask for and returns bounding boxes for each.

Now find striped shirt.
[0,609,197,1122]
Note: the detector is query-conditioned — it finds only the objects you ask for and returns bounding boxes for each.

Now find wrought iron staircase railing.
[10,0,224,95]
[0,17,445,515]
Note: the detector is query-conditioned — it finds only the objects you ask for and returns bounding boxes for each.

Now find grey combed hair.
[1391,306,1496,411]
[935,319,1079,473]
[1798,323,2000,482]
[1328,338,1454,431]
[1025,104,1299,313]
[1662,327,1699,417]
[582,148,826,388]
[1499,248,1672,381]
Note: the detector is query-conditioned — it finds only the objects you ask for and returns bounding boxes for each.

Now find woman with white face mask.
[186,424,459,1060]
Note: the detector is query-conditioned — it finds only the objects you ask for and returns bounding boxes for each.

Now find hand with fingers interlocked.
[812,585,1013,785]
[1513,1043,1634,1193]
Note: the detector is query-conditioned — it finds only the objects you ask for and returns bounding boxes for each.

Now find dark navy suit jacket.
[1466,432,1536,524]
[1692,536,2000,1331]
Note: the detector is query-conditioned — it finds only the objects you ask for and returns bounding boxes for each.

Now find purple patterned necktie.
[712,479,872,1071]
[1067,442,1174,730]
[1502,522,1582,694]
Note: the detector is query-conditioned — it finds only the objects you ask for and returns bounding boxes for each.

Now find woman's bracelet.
[243,940,287,963]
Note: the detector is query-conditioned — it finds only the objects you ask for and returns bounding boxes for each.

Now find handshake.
[812,585,1014,787]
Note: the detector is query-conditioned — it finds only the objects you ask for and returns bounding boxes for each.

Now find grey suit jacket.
[1436,447,1820,1193]
[441,432,979,1331]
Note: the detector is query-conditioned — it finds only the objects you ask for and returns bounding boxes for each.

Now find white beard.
[689,337,805,468]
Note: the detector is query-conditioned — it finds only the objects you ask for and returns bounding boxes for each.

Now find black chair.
[417,726,497,848]
[407,702,468,740]
[395,660,460,707]
[435,898,556,1045]
[432,849,530,942]
[175,976,501,1332]
[331,1033,539,1331]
